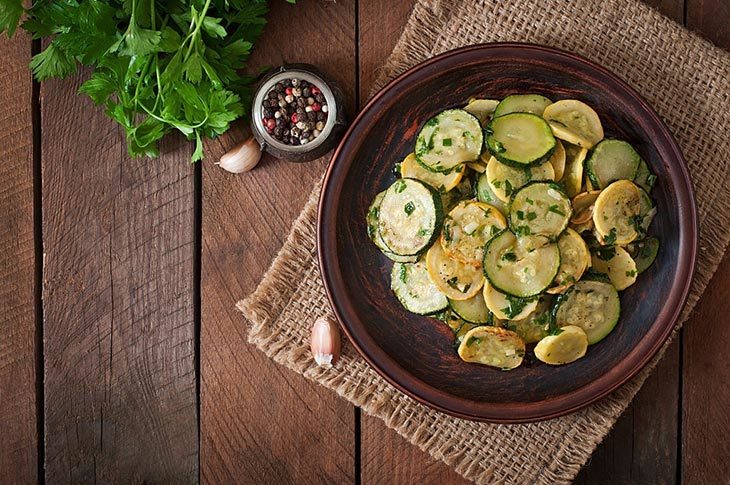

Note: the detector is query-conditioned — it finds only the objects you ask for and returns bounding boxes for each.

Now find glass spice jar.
[251,64,347,163]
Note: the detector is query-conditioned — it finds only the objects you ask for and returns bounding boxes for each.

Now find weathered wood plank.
[686,0,730,47]
[0,31,38,484]
[200,1,357,483]
[682,254,730,484]
[357,1,469,483]
[575,1,685,481]
[41,71,198,480]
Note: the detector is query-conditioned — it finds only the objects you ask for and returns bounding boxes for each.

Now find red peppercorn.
[266,118,276,130]
[291,113,298,123]
[310,86,320,95]
[285,87,293,96]
[311,103,321,112]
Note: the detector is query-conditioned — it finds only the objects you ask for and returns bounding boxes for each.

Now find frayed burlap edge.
[238,0,730,483]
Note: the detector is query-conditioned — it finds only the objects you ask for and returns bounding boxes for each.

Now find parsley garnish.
[492,140,506,153]
[626,270,637,277]
[516,210,525,220]
[442,138,452,146]
[416,228,429,237]
[399,264,408,283]
[526,211,537,221]
[492,180,502,188]
[502,251,517,262]
[548,205,566,217]
[504,180,513,197]
[514,225,531,237]
[394,180,407,193]
[526,197,534,205]
[404,201,415,216]
[466,336,481,347]
[500,295,536,319]
[595,246,616,261]
[1,0,285,162]
[602,228,618,245]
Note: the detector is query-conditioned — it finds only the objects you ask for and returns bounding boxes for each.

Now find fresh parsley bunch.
[0,0,288,162]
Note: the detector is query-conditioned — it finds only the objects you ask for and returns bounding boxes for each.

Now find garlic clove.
[310,316,341,367]
[217,136,262,173]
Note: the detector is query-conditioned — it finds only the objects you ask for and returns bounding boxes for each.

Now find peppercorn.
[297,97,306,108]
[315,93,325,103]
[275,82,284,92]
[307,112,316,121]
[317,112,326,121]
[274,126,283,137]
[268,90,277,99]
[302,87,311,97]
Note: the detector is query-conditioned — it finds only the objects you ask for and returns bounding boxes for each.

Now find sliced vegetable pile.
[366,94,660,370]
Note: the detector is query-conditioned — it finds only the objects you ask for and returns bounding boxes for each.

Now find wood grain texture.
[41,72,198,481]
[200,1,357,483]
[682,254,730,484]
[358,1,467,482]
[0,31,38,484]
[687,0,730,48]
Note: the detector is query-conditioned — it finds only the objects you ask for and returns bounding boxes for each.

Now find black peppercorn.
[315,93,325,103]
[302,87,311,97]
[274,126,283,137]
[275,82,284,92]
[307,111,316,121]
[317,112,326,121]
[268,90,278,99]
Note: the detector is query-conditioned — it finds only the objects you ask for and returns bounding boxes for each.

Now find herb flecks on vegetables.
[0,0,287,162]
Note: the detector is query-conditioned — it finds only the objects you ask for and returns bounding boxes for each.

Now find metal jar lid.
[251,64,346,163]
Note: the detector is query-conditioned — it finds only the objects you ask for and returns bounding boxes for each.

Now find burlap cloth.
[238,0,730,482]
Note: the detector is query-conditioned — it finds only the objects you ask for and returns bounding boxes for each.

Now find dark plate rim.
[317,42,698,423]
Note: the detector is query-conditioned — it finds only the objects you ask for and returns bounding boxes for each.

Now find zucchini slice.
[463,98,499,125]
[534,326,588,365]
[457,326,525,370]
[543,100,604,149]
[449,291,492,324]
[391,260,448,315]
[400,153,464,192]
[561,143,588,197]
[636,187,657,238]
[476,172,507,215]
[634,158,657,193]
[486,155,526,202]
[553,280,620,344]
[415,109,483,173]
[592,180,642,246]
[548,139,566,181]
[492,94,553,117]
[425,242,485,300]
[378,178,444,256]
[483,230,561,297]
[626,237,660,274]
[366,192,418,263]
[547,228,591,293]
[585,139,641,189]
[570,190,601,225]
[441,201,507,265]
[483,281,539,321]
[591,245,638,291]
[485,113,557,167]
[508,182,572,240]
[503,295,552,343]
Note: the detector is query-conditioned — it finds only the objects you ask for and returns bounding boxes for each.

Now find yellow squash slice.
[561,143,589,198]
[548,139,566,181]
[400,153,464,192]
[441,201,507,265]
[593,180,642,245]
[547,228,591,293]
[534,325,588,365]
[483,281,539,321]
[457,326,525,370]
[591,245,638,290]
[543,100,604,149]
[426,242,485,300]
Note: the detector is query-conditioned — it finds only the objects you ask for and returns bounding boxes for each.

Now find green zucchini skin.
[391,261,449,315]
[633,157,657,193]
[627,237,660,274]
[508,181,572,240]
[377,178,444,256]
[365,191,418,263]
[414,109,483,173]
[493,94,553,117]
[585,139,641,189]
[448,293,492,324]
[485,113,557,168]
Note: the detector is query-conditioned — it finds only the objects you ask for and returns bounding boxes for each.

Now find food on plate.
[366,94,660,370]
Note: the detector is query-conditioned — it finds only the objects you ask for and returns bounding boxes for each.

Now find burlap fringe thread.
[239,0,730,483]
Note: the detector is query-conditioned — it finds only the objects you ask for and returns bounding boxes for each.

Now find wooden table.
[1,1,728,483]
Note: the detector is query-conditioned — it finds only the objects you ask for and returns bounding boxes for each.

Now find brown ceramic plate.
[317,43,697,423]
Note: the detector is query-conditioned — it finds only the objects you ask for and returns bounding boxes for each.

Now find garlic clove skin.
[217,136,262,173]
[310,316,341,367]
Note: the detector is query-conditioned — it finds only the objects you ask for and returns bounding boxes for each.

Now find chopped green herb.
[442,138,452,146]
[514,225,531,237]
[500,295,536,319]
[548,205,566,217]
[625,270,637,277]
[492,180,502,189]
[504,180,513,197]
[490,225,501,237]
[646,174,657,187]
[493,140,506,153]
[466,336,482,347]
[446,276,459,290]
[394,180,407,193]
[416,228,429,237]
[463,131,473,138]
[602,227,618,245]
[526,211,537,221]
[425,117,439,127]
[502,251,517,262]
[404,201,415,216]
[516,210,525,220]
[526,197,535,205]
[393,162,402,175]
